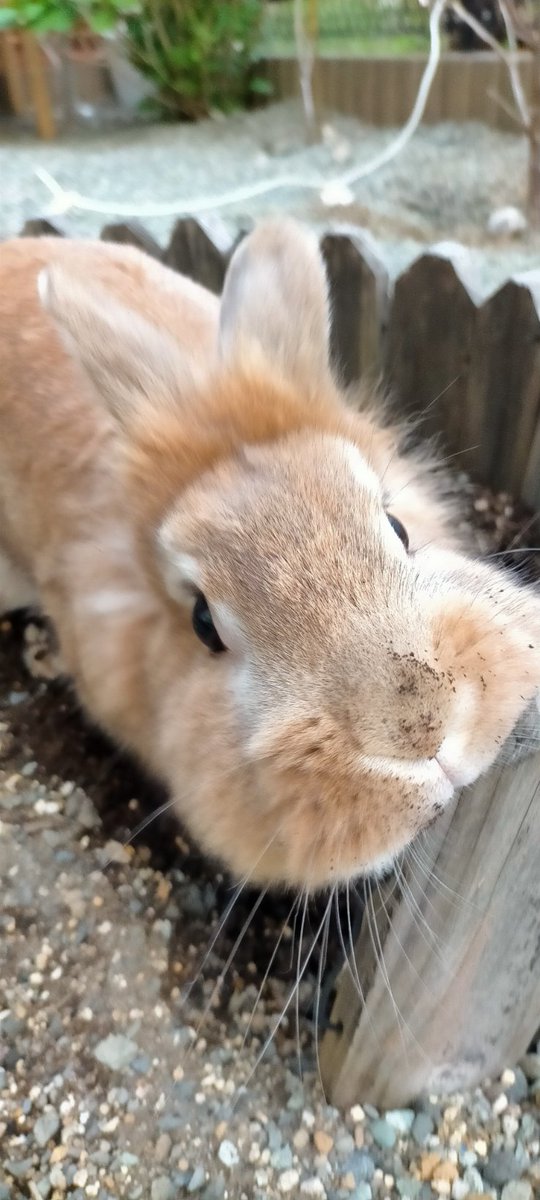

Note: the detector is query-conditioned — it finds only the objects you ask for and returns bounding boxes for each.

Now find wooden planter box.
[264,50,535,132]
[16,215,540,1106]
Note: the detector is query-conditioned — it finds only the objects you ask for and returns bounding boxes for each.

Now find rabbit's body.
[0,224,539,890]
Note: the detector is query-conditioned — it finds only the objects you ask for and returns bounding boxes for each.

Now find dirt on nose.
[390,650,449,758]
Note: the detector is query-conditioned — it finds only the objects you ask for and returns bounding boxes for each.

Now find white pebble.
[501,1068,516,1086]
[302,1109,315,1128]
[218,1139,239,1168]
[452,1182,469,1200]
[49,1166,67,1191]
[487,206,527,237]
[301,1180,327,1197]
[279,1170,300,1193]
[493,1093,508,1116]
[350,1104,366,1123]
[320,182,355,208]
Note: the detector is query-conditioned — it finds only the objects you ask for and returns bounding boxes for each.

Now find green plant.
[0,0,140,35]
[124,0,269,120]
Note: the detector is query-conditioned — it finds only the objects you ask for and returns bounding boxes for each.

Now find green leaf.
[87,10,118,32]
[249,75,273,96]
[30,9,76,29]
[0,9,18,29]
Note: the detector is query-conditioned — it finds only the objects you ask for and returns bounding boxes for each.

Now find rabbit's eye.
[192,592,226,654]
[387,513,409,551]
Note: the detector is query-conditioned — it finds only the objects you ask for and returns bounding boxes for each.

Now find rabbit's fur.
[0,220,539,890]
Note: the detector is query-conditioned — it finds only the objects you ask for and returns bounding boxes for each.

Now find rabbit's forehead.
[184,435,384,563]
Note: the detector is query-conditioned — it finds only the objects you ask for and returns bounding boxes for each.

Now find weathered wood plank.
[468,273,540,494]
[164,216,234,294]
[321,228,389,386]
[20,218,64,238]
[385,247,479,465]
[100,221,163,260]
[321,749,540,1107]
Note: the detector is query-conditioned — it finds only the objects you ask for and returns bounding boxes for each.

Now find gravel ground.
[2,100,540,295]
[0,482,539,1199]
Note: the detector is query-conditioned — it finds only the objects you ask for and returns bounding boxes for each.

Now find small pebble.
[278,1169,300,1193]
[150,1179,175,1200]
[501,1185,533,1200]
[34,1110,60,1147]
[188,1166,206,1192]
[93,1034,139,1070]
[314,1130,334,1156]
[370,1118,397,1150]
[484,1149,523,1186]
[301,1180,327,1197]
[412,1113,434,1146]
[218,1140,239,1168]
[385,1109,415,1134]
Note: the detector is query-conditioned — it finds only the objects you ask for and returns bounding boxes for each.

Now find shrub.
[124,0,267,120]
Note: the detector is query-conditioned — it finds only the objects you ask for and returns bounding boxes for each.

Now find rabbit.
[0,218,539,892]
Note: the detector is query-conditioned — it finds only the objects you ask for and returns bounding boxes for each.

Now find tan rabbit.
[0,219,539,891]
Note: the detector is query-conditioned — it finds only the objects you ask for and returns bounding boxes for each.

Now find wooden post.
[321,750,540,1107]
[164,216,234,295]
[384,248,479,468]
[1,31,27,117]
[468,272,540,492]
[20,31,56,140]
[321,228,389,387]
[100,221,163,260]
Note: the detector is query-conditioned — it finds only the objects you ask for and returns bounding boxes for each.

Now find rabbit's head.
[40,221,540,891]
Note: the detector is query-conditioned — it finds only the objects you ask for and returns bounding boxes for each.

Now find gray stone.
[5,1159,33,1179]
[412,1113,434,1146]
[114,1153,139,1168]
[151,1179,175,1200]
[202,1178,226,1200]
[34,1110,61,1147]
[370,1118,397,1149]
[463,1167,484,1194]
[397,1181,423,1199]
[335,1133,356,1155]
[520,1053,540,1080]
[267,1122,283,1151]
[271,1146,294,1171]
[155,1133,172,1162]
[344,1152,376,1183]
[501,1185,533,1200]
[352,1187,372,1200]
[506,1068,529,1104]
[131,1054,152,1074]
[484,1150,523,1186]
[93,1034,138,1070]
[218,1139,239,1168]
[385,1109,415,1135]
[188,1166,206,1192]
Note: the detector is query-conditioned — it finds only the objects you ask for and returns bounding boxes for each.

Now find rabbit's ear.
[219,219,332,392]
[38,266,196,430]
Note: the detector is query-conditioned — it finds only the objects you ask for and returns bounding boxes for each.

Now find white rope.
[34,0,446,220]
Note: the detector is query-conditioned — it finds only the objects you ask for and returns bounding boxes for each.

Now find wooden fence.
[265,51,536,133]
[14,215,540,1106]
